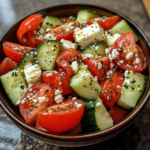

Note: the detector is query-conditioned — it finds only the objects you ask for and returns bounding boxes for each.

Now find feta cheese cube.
[55,89,62,95]
[71,61,78,73]
[24,64,41,83]
[112,49,119,59]
[135,58,140,64]
[105,33,121,47]
[54,94,64,103]
[60,39,78,50]
[38,97,46,103]
[74,22,105,49]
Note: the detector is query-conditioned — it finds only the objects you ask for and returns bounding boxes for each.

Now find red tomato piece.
[82,56,110,83]
[36,39,46,46]
[50,21,80,41]
[37,98,84,133]
[109,105,128,123]
[100,70,123,108]
[87,16,121,30]
[3,42,33,63]
[19,83,54,125]
[42,71,62,91]
[36,122,47,132]
[0,57,17,76]
[56,48,81,77]
[112,31,147,72]
[17,14,43,47]
[25,30,36,48]
[59,71,73,95]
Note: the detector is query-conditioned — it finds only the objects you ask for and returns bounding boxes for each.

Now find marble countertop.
[0,0,150,149]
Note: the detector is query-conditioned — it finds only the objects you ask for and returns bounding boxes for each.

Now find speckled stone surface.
[0,0,150,149]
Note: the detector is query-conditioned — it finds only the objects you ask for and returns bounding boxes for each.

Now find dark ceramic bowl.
[0,4,150,147]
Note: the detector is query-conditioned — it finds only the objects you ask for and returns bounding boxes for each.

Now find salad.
[0,9,147,134]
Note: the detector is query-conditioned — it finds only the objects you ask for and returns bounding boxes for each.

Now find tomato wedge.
[100,70,124,108]
[17,14,43,47]
[42,71,63,91]
[56,48,81,77]
[3,42,33,63]
[82,56,110,83]
[0,57,17,76]
[111,31,147,72]
[87,16,121,30]
[37,98,84,133]
[19,83,54,125]
[60,17,76,23]
[50,21,80,41]
[109,105,128,123]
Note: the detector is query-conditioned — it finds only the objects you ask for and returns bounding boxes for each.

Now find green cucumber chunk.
[109,20,139,42]
[82,96,113,132]
[42,16,64,29]
[19,49,35,69]
[70,65,102,99]
[36,40,61,71]
[77,9,102,24]
[0,68,27,106]
[80,42,106,57]
[117,71,147,109]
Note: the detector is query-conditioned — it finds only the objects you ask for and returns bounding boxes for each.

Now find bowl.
[0,4,150,147]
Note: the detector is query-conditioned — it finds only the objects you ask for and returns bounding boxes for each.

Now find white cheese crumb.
[75,102,82,108]
[105,47,111,55]
[72,97,77,101]
[97,62,102,69]
[16,100,20,105]
[106,70,113,78]
[32,99,37,103]
[119,60,124,64]
[21,99,25,104]
[135,58,140,64]
[112,49,119,59]
[54,94,64,103]
[96,102,101,107]
[44,33,56,40]
[71,61,78,73]
[138,88,141,91]
[126,52,134,60]
[46,72,52,77]
[82,54,94,59]
[38,97,46,103]
[55,90,62,96]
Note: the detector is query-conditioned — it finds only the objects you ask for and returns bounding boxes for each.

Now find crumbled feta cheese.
[95,18,100,21]
[106,70,113,78]
[54,94,64,103]
[46,28,51,32]
[44,33,56,40]
[97,62,102,69]
[46,72,52,77]
[75,102,82,108]
[112,49,119,59]
[38,97,46,103]
[32,99,37,103]
[124,78,132,86]
[21,99,25,104]
[105,47,111,55]
[16,100,20,105]
[138,88,141,91]
[135,58,140,64]
[55,89,62,95]
[105,33,121,47]
[94,76,98,81]
[72,97,77,101]
[60,39,78,50]
[96,102,101,107]
[119,60,124,64]
[24,64,41,83]
[126,52,134,60]
[71,61,78,73]
[74,22,105,49]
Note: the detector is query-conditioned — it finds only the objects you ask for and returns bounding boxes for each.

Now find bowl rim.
[0,3,150,141]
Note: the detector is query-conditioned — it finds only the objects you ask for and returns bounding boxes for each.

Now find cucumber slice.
[82,96,113,132]
[109,20,139,42]
[19,49,35,69]
[42,16,64,29]
[76,9,102,24]
[0,68,27,106]
[36,40,61,71]
[70,65,102,99]
[80,42,106,57]
[117,71,147,109]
